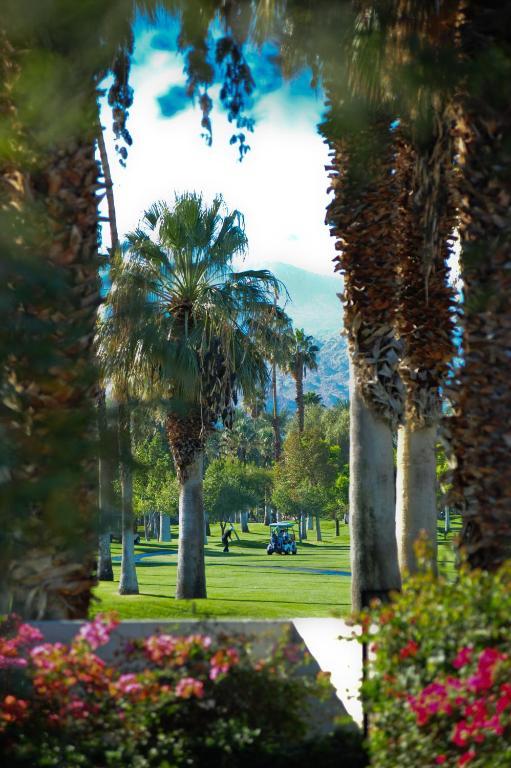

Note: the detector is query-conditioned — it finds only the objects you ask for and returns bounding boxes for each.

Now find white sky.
[99,23,336,276]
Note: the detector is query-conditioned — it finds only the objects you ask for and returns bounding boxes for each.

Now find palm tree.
[303,391,323,407]
[97,389,115,582]
[96,115,119,583]
[393,126,457,575]
[99,192,280,599]
[324,118,405,612]
[1,30,102,619]
[0,2,137,618]
[116,398,139,595]
[249,300,292,462]
[450,1,511,569]
[284,329,319,433]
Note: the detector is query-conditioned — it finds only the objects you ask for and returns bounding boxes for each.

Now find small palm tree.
[248,301,292,461]
[99,192,281,599]
[285,329,319,433]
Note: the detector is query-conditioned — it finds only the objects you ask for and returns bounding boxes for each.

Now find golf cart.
[267,522,297,555]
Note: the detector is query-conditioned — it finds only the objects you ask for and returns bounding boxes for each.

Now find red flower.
[458,749,476,767]
[453,720,471,747]
[453,647,473,670]
[399,640,419,660]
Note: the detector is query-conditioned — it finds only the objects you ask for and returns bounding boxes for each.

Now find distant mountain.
[264,261,344,337]
[277,333,349,411]
[256,262,349,411]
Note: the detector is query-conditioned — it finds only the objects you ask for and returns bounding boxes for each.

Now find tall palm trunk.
[271,359,282,461]
[241,509,250,533]
[96,112,119,582]
[393,126,456,575]
[1,33,100,617]
[396,424,438,573]
[349,368,400,611]
[159,513,171,541]
[96,116,119,252]
[97,390,114,581]
[448,3,511,569]
[294,366,305,432]
[167,412,207,599]
[176,453,206,599]
[325,125,404,611]
[300,512,308,540]
[118,402,139,595]
[315,512,322,542]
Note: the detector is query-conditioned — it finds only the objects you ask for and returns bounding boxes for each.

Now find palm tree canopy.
[285,328,319,380]
[98,192,284,428]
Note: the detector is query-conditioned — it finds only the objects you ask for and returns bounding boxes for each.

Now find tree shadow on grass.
[137,593,350,608]
[205,546,281,559]
[202,596,351,607]
[137,561,176,568]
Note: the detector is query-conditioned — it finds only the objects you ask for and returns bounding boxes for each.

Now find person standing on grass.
[222,527,233,553]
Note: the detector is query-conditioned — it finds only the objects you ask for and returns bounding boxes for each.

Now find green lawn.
[92,518,459,620]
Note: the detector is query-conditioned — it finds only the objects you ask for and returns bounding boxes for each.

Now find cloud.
[98,18,336,277]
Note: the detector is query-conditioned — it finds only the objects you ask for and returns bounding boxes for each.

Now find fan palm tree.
[96,114,120,583]
[99,192,281,598]
[449,1,511,569]
[1,28,103,619]
[116,397,139,595]
[249,300,292,462]
[393,125,457,575]
[324,117,405,612]
[284,329,319,433]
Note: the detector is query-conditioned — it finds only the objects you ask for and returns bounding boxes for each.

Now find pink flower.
[116,673,143,696]
[467,672,492,692]
[144,634,177,663]
[435,756,447,765]
[478,648,506,669]
[77,614,119,650]
[0,655,27,669]
[30,643,60,669]
[175,677,204,699]
[209,648,240,680]
[186,634,212,650]
[453,647,473,670]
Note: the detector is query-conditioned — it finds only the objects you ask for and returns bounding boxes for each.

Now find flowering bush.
[358,557,511,768]
[0,613,366,767]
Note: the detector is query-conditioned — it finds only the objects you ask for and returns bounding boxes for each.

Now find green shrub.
[0,614,367,767]
[359,555,511,768]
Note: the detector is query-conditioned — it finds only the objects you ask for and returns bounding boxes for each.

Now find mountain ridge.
[258,261,349,410]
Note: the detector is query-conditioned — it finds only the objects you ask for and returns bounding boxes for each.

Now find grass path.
[92,519,459,620]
